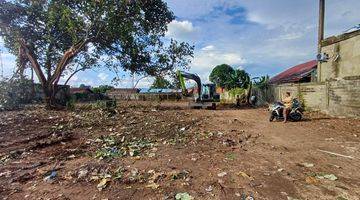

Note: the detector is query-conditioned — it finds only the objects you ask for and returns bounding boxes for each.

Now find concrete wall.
[271,78,360,118]
[319,31,360,82]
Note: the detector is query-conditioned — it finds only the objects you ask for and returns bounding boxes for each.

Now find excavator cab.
[201,83,220,102]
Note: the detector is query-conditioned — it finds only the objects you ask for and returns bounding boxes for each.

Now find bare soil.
[0,101,359,200]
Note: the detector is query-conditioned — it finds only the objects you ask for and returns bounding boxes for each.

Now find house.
[107,88,140,100]
[269,60,317,85]
[70,87,94,95]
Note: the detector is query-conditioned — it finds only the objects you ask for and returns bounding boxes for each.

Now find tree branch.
[48,38,92,85]
[133,75,149,89]
[64,65,87,85]
[18,39,47,86]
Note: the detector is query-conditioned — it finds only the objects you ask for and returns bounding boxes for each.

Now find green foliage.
[229,69,250,89]
[0,77,33,110]
[253,75,270,90]
[92,85,114,94]
[228,87,246,98]
[209,64,235,89]
[209,64,250,90]
[150,77,172,89]
[0,0,193,107]
[66,96,76,110]
[92,100,117,114]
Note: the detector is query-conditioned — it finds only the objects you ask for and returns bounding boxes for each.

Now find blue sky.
[1,0,360,87]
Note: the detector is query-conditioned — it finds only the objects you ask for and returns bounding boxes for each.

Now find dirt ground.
[0,101,360,200]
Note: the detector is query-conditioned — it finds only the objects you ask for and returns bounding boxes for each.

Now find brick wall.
[271,78,360,118]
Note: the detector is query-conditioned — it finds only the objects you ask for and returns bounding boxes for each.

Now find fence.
[270,77,360,118]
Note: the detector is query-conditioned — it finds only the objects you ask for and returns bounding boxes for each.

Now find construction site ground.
[0,101,359,200]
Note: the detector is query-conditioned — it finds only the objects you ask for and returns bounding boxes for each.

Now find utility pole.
[318,0,325,53]
[0,49,4,79]
[317,0,325,82]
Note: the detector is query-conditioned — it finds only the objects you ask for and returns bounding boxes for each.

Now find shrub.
[0,77,33,110]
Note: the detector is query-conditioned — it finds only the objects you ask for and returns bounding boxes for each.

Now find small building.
[107,88,140,100]
[70,87,94,95]
[269,60,317,85]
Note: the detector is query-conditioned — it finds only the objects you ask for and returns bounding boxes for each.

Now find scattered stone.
[205,185,213,192]
[237,171,252,180]
[78,169,89,179]
[145,183,159,189]
[43,171,57,183]
[298,162,314,168]
[97,178,110,191]
[217,172,227,177]
[316,173,338,181]
[175,192,193,200]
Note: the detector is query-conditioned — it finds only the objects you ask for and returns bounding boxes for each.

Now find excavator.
[177,70,220,109]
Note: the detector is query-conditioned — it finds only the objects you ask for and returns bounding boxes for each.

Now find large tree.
[229,69,250,89]
[0,0,193,108]
[209,64,235,89]
[209,64,251,90]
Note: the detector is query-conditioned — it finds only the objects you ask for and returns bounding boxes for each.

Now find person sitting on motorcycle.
[282,92,292,123]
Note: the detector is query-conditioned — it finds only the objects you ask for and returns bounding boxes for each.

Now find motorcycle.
[269,98,303,122]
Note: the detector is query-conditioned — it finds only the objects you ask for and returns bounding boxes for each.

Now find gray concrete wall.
[319,31,360,82]
[271,78,360,118]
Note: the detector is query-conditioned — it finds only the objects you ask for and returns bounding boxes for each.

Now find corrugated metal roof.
[269,60,317,84]
[139,88,180,94]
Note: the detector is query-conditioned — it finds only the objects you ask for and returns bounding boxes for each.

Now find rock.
[43,171,57,183]
[145,183,159,189]
[217,172,227,177]
[175,192,194,200]
[97,178,110,191]
[316,173,338,181]
[205,185,213,192]
[78,169,89,179]
[298,162,314,168]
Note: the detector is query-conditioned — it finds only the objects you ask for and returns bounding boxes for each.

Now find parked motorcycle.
[269,98,303,122]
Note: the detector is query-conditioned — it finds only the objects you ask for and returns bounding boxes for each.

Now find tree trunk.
[43,84,58,109]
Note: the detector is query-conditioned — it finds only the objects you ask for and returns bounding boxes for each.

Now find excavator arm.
[176,70,202,100]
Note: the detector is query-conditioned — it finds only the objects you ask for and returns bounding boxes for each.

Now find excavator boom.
[177,70,202,99]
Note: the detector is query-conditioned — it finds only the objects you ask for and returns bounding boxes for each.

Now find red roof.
[70,88,93,94]
[269,60,317,84]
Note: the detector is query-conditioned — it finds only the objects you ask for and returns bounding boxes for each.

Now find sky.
[1,0,360,88]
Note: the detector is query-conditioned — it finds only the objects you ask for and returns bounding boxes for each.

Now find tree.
[209,64,250,90]
[0,0,193,108]
[209,64,235,89]
[229,69,251,89]
[253,75,270,90]
[150,77,172,89]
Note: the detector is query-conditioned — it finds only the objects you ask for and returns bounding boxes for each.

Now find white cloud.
[193,51,246,71]
[189,49,247,82]
[166,20,197,41]
[97,72,109,81]
[268,32,304,42]
[201,45,215,51]
[0,52,16,77]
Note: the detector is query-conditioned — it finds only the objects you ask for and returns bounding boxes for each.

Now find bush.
[0,77,34,110]
[228,87,246,98]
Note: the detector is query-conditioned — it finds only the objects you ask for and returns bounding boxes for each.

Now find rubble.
[0,102,359,199]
